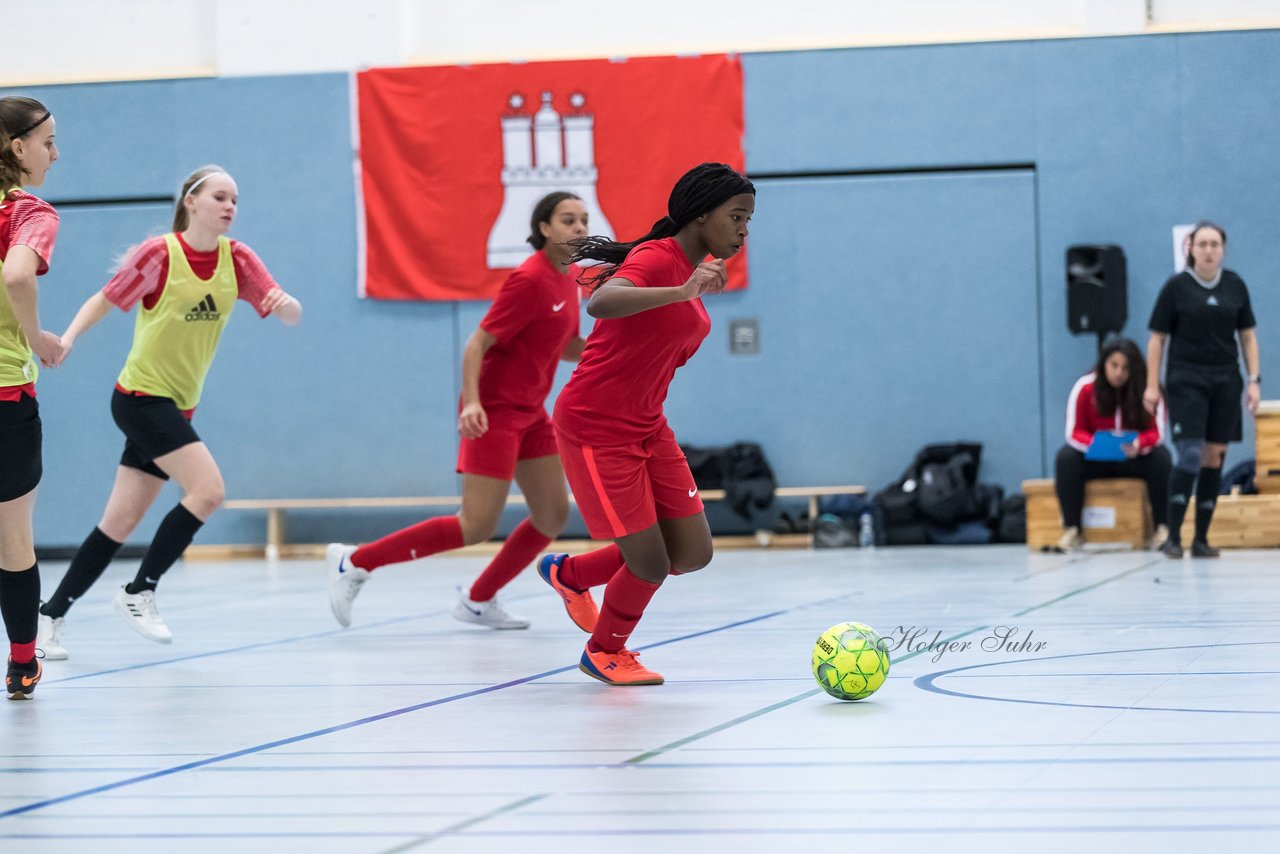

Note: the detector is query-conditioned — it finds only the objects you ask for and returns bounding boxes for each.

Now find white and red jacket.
[1065,372,1165,453]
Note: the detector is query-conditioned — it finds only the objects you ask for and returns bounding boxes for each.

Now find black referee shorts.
[0,394,41,502]
[1164,368,1243,444]
[111,389,201,481]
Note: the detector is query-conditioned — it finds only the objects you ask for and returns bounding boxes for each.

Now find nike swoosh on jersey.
[688,488,698,497]
[552,301,567,312]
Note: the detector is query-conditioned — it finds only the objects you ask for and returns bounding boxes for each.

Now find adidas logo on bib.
[185,294,221,321]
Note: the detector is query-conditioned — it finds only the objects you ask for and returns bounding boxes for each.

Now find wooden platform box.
[1257,401,1280,493]
[1023,478,1152,551]
[1178,492,1280,548]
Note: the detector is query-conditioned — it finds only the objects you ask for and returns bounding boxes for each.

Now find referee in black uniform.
[1145,221,1262,558]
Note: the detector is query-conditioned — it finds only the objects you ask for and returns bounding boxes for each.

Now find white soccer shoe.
[36,612,68,661]
[451,588,530,630]
[113,586,174,644]
[327,543,370,627]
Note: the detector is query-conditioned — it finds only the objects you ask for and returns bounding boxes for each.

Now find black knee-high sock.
[0,565,40,652]
[1194,468,1222,544]
[42,528,123,619]
[125,504,204,594]
[1167,469,1197,545]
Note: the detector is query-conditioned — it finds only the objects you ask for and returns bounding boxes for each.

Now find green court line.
[1011,559,1160,617]
[376,793,548,853]
[626,557,1158,765]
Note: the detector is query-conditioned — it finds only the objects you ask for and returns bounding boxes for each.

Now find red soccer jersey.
[554,238,709,446]
[103,233,279,316]
[0,190,59,399]
[477,251,582,411]
[0,190,58,275]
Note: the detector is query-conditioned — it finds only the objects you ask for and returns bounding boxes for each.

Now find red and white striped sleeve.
[8,195,60,275]
[103,237,169,311]
[1137,398,1166,451]
[1064,373,1095,452]
[231,241,281,318]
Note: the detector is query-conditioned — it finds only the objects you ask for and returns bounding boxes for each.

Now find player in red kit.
[538,163,755,685]
[328,192,588,629]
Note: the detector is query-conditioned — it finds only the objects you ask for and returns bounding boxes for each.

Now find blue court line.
[6,823,1280,840]
[915,640,1280,714]
[623,559,1166,766]
[42,596,537,685]
[947,669,1280,678]
[0,608,788,818]
[23,803,1280,822]
[12,753,1280,775]
[623,623,992,764]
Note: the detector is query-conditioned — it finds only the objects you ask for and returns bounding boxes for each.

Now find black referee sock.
[1166,469,1197,545]
[42,527,123,619]
[125,504,204,595]
[1194,467,1222,544]
[0,565,40,645]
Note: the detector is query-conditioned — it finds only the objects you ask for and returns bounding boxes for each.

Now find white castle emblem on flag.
[487,91,615,268]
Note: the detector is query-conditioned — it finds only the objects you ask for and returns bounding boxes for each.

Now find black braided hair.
[571,162,754,289]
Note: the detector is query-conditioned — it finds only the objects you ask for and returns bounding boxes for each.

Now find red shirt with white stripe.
[1065,372,1164,453]
[103,233,279,315]
[477,250,581,412]
[554,238,709,446]
[0,190,59,400]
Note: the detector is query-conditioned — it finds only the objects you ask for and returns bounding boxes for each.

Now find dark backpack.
[907,442,983,526]
[1220,459,1257,495]
[680,442,777,526]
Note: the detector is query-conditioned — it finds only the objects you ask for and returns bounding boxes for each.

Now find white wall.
[4,0,1280,84]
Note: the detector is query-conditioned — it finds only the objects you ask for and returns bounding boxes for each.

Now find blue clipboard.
[1085,430,1138,461]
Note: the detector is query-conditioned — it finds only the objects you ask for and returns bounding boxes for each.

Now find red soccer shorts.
[556,424,704,539]
[457,407,560,480]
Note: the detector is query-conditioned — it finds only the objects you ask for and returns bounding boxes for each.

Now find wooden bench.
[220,485,866,559]
[1022,478,1152,551]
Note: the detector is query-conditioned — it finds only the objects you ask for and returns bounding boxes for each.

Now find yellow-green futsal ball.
[812,622,890,701]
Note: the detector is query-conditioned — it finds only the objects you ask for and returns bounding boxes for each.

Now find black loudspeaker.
[1066,244,1127,337]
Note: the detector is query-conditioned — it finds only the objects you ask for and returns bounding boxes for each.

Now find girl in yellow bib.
[0,96,64,699]
[37,166,301,656]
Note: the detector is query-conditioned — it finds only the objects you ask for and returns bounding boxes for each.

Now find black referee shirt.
[1148,270,1256,371]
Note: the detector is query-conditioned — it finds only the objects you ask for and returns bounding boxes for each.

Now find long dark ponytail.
[571,162,754,288]
[0,96,51,198]
[1093,336,1150,430]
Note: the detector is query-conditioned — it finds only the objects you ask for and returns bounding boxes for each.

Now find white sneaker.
[451,588,530,630]
[327,543,370,627]
[1057,526,1083,552]
[1149,523,1171,551]
[113,587,173,644]
[36,612,68,661]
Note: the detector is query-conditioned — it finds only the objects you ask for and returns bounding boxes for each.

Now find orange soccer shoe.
[538,554,599,633]
[579,646,664,686]
[6,656,41,700]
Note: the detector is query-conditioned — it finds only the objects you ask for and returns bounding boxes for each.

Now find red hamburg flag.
[355,54,747,300]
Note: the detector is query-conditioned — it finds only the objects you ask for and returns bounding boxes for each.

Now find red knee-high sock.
[467,519,552,602]
[352,516,464,571]
[589,566,662,654]
[559,544,625,591]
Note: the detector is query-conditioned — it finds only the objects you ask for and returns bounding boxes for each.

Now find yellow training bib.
[117,234,237,410]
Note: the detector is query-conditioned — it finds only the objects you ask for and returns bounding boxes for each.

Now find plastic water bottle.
[858,512,876,550]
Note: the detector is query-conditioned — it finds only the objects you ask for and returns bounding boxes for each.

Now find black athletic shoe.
[5,656,41,700]
[1161,540,1184,559]
[1190,540,1221,558]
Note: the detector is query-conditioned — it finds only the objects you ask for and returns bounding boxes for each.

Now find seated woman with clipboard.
[1055,337,1172,551]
